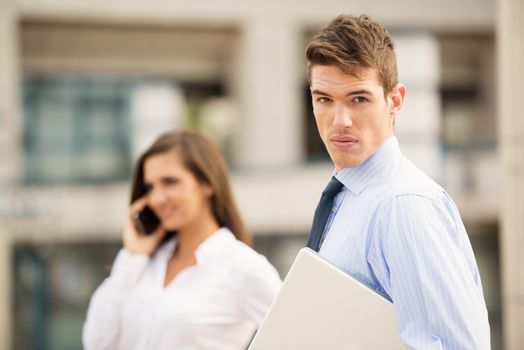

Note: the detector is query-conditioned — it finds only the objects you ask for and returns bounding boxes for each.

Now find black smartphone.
[132,206,160,235]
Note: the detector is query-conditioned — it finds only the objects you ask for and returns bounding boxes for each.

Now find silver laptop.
[248,248,408,350]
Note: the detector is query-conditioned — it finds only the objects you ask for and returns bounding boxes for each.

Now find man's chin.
[327,148,363,168]
[333,157,365,171]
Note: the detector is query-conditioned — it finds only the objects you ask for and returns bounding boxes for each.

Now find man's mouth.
[330,135,358,148]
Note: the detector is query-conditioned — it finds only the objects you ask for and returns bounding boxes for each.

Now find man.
[305,14,490,349]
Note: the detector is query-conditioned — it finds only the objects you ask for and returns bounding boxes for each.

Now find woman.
[83,130,282,349]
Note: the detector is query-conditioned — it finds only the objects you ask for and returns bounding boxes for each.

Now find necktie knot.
[323,176,344,198]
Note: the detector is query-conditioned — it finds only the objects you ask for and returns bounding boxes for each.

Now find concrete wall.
[498,0,524,348]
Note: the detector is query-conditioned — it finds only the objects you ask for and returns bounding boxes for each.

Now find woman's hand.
[123,197,166,256]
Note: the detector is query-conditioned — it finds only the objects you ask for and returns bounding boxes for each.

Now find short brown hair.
[306,14,398,95]
[130,130,251,245]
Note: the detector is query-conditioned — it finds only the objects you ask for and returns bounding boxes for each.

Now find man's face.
[310,65,405,172]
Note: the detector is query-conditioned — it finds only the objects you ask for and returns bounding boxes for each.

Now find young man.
[305,14,490,349]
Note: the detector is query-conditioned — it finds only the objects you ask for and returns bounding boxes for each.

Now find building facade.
[1,0,521,349]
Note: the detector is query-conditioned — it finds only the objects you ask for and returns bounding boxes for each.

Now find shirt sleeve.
[82,249,149,350]
[368,194,491,350]
[237,254,282,325]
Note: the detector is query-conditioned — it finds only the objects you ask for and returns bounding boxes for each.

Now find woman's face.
[143,150,214,232]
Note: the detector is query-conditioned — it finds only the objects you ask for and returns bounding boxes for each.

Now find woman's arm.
[82,249,149,350]
[83,198,166,350]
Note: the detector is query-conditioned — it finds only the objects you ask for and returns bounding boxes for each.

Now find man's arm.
[368,194,491,350]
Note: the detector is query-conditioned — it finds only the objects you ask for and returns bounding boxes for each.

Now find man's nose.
[333,104,353,128]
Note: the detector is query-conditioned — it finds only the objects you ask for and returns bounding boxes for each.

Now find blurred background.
[0,0,522,349]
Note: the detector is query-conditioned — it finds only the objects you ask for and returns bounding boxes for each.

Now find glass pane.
[13,241,121,350]
[22,76,132,184]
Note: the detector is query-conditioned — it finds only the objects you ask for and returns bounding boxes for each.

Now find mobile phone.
[132,206,160,235]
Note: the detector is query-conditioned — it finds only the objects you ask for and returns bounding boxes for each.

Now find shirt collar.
[335,136,402,195]
[194,227,234,264]
[162,227,234,265]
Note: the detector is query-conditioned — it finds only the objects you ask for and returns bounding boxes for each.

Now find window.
[23,76,133,184]
[13,241,121,350]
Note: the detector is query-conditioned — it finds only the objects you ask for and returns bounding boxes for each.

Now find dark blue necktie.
[306,176,344,252]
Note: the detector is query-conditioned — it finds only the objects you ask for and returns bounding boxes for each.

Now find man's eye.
[353,96,368,104]
[317,97,332,103]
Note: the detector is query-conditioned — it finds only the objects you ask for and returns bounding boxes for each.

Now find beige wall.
[0,229,11,350]
[17,0,493,31]
[498,0,524,348]
[0,0,21,186]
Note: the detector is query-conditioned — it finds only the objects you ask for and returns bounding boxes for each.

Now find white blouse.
[83,228,282,350]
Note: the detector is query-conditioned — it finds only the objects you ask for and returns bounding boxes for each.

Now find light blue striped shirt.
[319,136,491,349]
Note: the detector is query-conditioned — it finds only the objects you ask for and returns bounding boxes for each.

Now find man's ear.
[388,83,406,116]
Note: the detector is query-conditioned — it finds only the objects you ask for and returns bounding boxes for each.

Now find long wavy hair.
[130,130,251,245]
